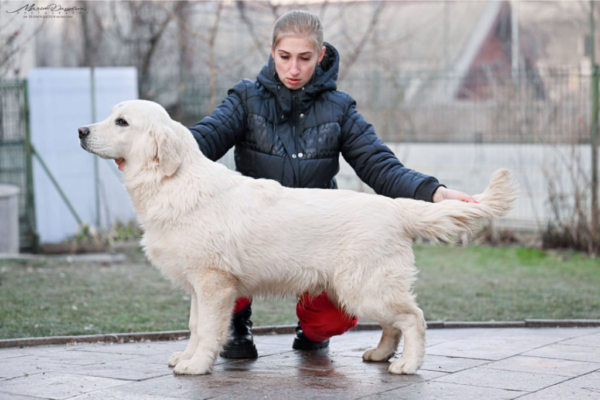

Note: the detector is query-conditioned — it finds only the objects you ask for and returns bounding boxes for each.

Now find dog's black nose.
[78,127,90,139]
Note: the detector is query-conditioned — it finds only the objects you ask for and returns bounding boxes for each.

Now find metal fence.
[0,80,37,251]
[176,69,593,146]
[341,69,593,145]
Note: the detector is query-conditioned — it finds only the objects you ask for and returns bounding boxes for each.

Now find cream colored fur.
[79,100,518,375]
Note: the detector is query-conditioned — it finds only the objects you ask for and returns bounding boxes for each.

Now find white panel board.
[337,143,584,231]
[28,67,138,243]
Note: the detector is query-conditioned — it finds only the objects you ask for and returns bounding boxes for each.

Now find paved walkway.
[1,327,600,399]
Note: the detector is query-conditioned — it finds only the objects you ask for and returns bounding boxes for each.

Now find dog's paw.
[362,348,395,362]
[168,351,192,367]
[388,356,420,375]
[173,359,213,375]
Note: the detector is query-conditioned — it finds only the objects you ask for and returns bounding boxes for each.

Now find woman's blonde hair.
[271,10,324,53]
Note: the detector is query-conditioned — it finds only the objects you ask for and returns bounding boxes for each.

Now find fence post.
[22,79,40,253]
[91,67,101,229]
[591,1,599,248]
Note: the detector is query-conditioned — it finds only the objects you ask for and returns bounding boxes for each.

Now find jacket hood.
[256,42,340,115]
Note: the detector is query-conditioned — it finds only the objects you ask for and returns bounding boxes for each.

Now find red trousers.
[233,292,358,342]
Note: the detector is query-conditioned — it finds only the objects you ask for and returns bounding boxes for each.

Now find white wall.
[28,67,138,243]
[337,143,590,232]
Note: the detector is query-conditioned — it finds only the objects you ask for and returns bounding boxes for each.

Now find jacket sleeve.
[188,81,247,162]
[339,94,443,202]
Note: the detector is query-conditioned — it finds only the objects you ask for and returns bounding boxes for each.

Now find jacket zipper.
[293,95,300,187]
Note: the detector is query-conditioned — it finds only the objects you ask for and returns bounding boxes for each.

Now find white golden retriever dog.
[79,100,517,376]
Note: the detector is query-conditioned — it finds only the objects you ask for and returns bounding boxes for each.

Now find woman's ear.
[270,43,275,59]
[318,46,326,63]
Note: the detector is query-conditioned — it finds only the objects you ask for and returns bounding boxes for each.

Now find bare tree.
[159,1,272,111]
[79,0,104,68]
[0,1,46,78]
[236,0,268,59]
[109,1,185,98]
[338,0,384,82]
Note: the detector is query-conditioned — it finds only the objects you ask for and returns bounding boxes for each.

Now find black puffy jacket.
[189,43,443,201]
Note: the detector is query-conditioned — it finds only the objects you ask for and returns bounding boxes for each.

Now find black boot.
[292,322,330,350]
[219,302,258,359]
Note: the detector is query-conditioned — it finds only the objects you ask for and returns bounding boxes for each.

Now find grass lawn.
[1,245,599,339]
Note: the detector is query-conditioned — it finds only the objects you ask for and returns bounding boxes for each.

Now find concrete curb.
[1,320,599,349]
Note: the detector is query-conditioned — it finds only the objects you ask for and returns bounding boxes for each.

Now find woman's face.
[271,35,326,90]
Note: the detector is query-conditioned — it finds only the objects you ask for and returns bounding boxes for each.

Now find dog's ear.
[146,123,183,177]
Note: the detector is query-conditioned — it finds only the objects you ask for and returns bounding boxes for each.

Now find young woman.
[189,10,476,358]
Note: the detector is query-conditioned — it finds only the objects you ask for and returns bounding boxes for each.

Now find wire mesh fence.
[176,68,593,145]
[0,80,36,251]
[341,69,592,145]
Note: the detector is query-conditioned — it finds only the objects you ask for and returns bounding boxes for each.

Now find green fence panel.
[0,80,37,251]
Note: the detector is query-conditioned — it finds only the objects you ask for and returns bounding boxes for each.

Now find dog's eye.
[115,118,129,127]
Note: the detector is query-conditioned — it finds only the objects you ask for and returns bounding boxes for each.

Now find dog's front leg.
[168,292,199,367]
[173,269,236,375]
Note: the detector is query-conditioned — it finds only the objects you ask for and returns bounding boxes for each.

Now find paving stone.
[212,369,445,400]
[426,333,564,361]
[328,345,374,359]
[522,343,600,363]
[74,342,181,357]
[143,352,237,367]
[61,356,174,381]
[0,348,36,360]
[223,351,358,372]
[485,355,600,377]
[328,334,406,359]
[0,392,50,400]
[362,381,526,399]
[420,354,491,373]
[108,373,253,399]
[0,355,75,379]
[327,364,447,381]
[558,331,600,348]
[68,388,186,400]
[254,341,296,357]
[517,371,600,399]
[254,333,296,346]
[478,327,600,340]
[18,344,99,354]
[143,345,293,368]
[0,373,128,399]
[424,328,491,347]
[435,366,570,392]
[30,348,141,366]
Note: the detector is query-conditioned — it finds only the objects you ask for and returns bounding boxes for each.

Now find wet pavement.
[1,327,600,399]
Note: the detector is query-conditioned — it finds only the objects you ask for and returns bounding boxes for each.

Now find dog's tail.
[400,169,518,242]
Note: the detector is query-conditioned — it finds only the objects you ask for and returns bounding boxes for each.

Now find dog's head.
[78,100,183,177]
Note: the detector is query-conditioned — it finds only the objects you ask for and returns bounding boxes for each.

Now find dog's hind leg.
[168,292,199,367]
[173,269,236,375]
[388,307,426,375]
[362,323,402,362]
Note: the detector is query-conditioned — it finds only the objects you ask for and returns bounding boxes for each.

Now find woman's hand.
[432,186,478,204]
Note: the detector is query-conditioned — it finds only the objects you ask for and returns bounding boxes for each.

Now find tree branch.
[338,0,384,82]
